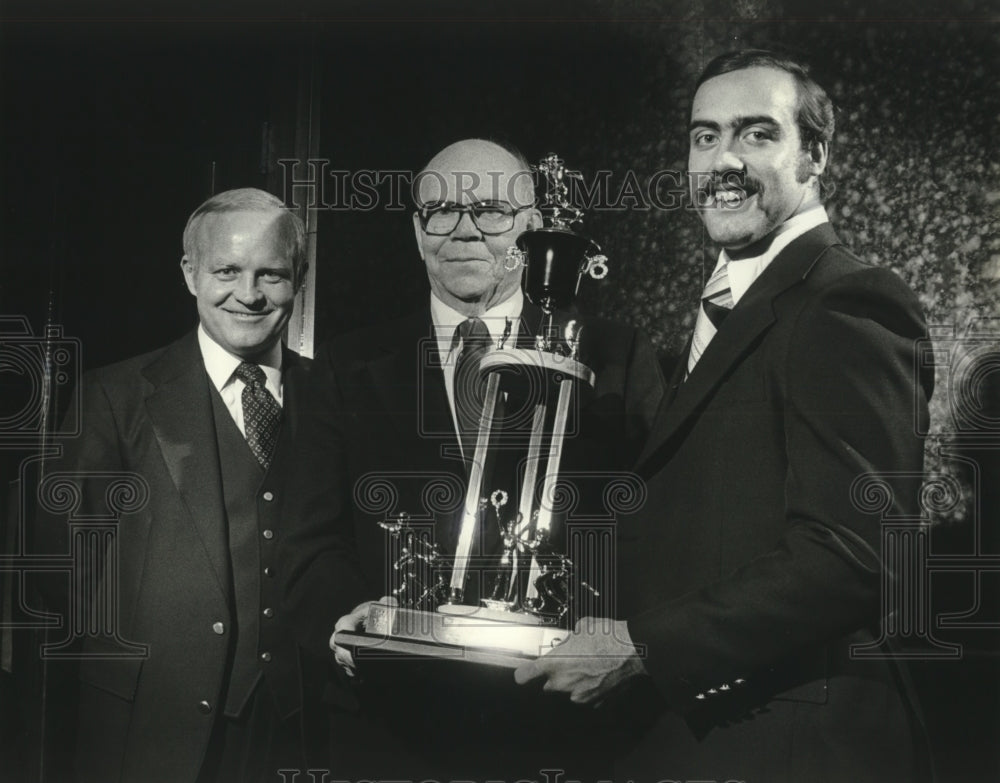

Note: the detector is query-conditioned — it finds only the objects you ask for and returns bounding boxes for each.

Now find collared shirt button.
[262,607,274,618]
[197,700,212,714]
[212,622,225,635]
[262,491,274,502]
[260,652,272,662]
[262,529,274,540]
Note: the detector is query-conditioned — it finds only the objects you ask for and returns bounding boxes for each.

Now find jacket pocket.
[78,638,145,702]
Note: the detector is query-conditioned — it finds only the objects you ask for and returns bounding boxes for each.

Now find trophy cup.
[337,154,610,667]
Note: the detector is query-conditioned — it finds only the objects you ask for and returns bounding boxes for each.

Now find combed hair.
[182,188,307,279]
[696,49,836,150]
[484,136,534,178]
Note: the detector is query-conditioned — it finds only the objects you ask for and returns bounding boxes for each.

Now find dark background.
[2,1,998,781]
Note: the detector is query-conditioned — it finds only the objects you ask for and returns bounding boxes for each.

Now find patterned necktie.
[687,262,735,375]
[234,362,281,470]
[453,317,493,461]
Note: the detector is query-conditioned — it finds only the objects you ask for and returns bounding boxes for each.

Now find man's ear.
[807,140,829,177]
[180,255,198,295]
[412,212,426,261]
[295,263,309,293]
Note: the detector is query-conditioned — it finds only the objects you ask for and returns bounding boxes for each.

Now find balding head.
[414,139,536,210]
[413,139,541,316]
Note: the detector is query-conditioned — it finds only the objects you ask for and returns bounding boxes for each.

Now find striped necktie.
[687,262,735,375]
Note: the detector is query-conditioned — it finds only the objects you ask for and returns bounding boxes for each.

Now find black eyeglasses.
[416,201,528,236]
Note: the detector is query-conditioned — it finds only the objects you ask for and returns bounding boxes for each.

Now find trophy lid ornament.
[512,153,609,315]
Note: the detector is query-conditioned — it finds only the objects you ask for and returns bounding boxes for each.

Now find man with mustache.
[34,188,312,782]
[278,138,664,779]
[516,50,935,782]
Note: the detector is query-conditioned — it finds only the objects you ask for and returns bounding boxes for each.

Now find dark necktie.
[234,361,281,470]
[453,317,493,461]
[687,262,735,374]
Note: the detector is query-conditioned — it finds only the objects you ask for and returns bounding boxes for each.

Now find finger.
[350,601,373,629]
[513,660,543,685]
[353,599,373,614]
[570,687,598,705]
[333,644,356,674]
[543,676,576,695]
[336,602,373,633]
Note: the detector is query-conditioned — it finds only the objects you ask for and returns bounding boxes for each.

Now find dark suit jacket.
[33,331,309,783]
[612,224,935,783]
[278,300,664,777]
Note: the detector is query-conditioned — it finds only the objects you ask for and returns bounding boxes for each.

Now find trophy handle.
[582,242,609,280]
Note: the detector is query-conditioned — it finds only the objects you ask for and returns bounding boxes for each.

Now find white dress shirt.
[197,325,283,438]
[712,205,830,305]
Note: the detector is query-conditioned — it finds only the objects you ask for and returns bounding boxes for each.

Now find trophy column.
[343,153,612,663]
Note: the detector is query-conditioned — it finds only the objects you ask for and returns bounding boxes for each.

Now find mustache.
[690,170,762,206]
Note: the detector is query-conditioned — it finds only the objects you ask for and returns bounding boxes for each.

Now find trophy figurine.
[339,154,609,667]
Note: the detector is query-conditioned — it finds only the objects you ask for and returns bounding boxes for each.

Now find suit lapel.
[143,332,230,597]
[277,347,305,443]
[636,224,842,469]
[367,307,459,465]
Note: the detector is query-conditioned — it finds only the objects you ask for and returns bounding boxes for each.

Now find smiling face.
[413,139,541,316]
[688,66,827,254]
[181,209,299,360]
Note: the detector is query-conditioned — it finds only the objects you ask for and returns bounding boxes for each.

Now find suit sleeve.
[278,346,371,662]
[627,267,932,708]
[31,372,125,617]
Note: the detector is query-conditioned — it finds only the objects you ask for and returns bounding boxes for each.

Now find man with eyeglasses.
[278,138,665,780]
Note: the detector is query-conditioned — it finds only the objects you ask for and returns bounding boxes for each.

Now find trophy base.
[335,602,568,669]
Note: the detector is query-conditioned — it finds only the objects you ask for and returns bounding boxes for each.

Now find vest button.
[197,700,212,714]
[212,622,225,635]
[262,607,274,618]
[264,567,273,577]
[262,529,274,540]
[262,491,274,502]
[260,652,272,662]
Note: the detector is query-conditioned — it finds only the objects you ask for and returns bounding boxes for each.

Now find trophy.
[338,154,610,667]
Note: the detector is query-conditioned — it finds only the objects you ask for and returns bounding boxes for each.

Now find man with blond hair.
[36,188,311,782]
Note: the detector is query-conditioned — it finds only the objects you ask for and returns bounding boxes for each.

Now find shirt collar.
[197,325,283,394]
[720,205,829,305]
[430,289,524,356]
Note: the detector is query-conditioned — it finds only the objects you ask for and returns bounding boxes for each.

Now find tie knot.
[455,317,492,352]
[234,361,266,387]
